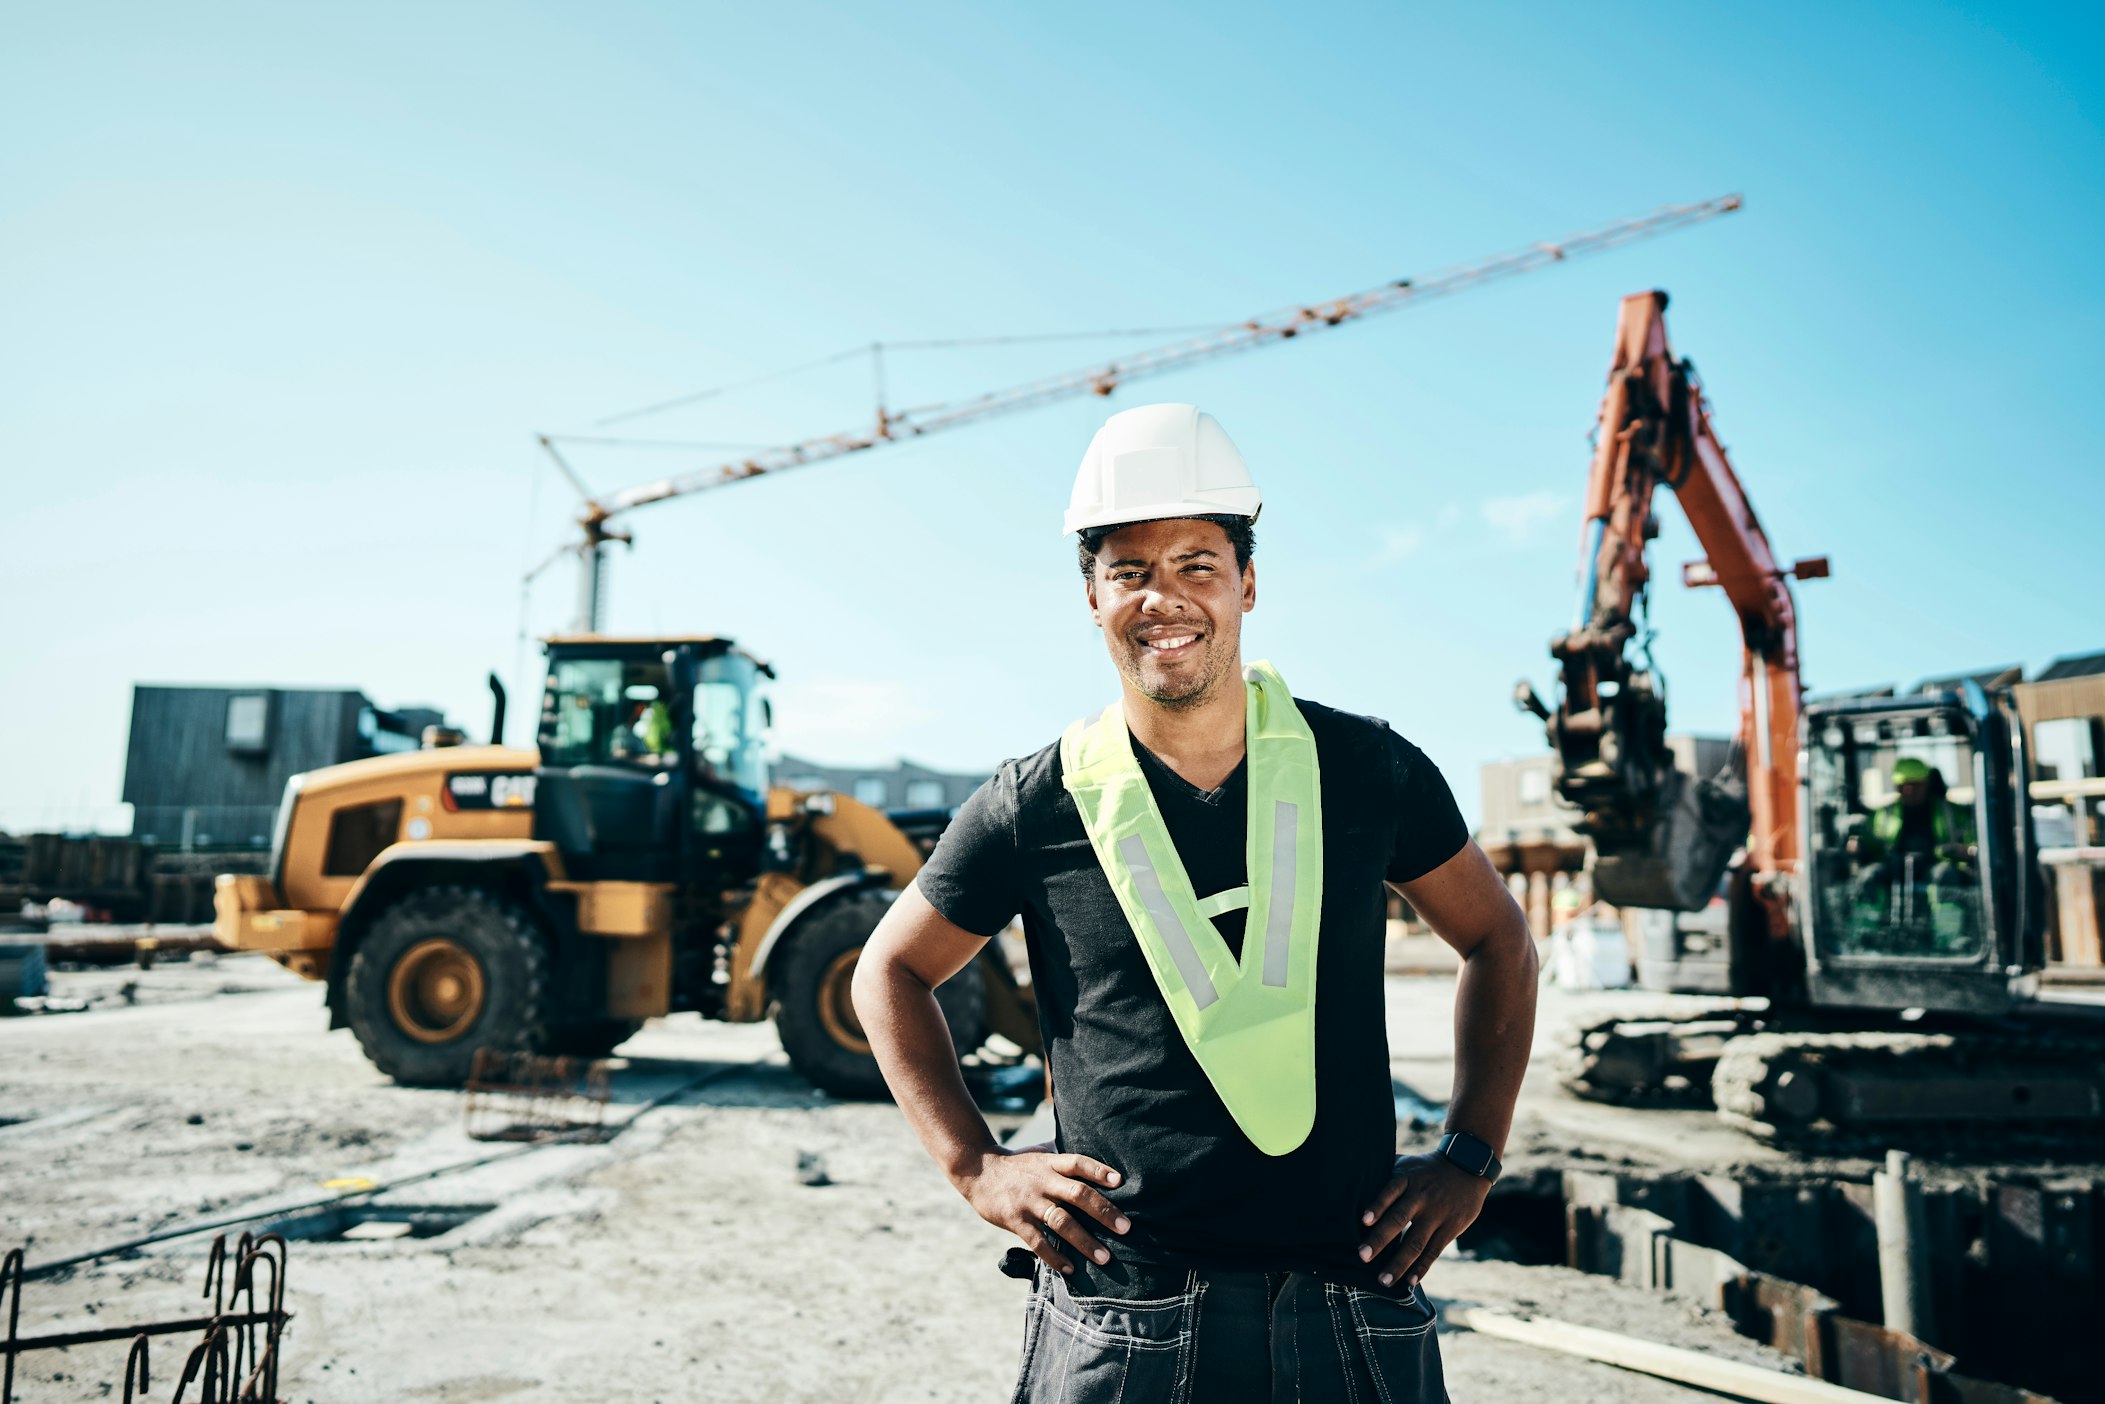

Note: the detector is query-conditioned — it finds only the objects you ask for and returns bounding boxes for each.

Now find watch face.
[1444,1133,1495,1177]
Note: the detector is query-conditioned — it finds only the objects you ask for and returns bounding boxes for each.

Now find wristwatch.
[1436,1130,1502,1184]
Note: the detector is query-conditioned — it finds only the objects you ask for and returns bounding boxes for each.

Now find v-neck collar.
[1131,737,1248,809]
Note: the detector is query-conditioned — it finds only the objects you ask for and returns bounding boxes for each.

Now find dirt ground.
[1,950,1816,1402]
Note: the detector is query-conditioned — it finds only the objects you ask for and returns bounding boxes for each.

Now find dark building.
[123,685,446,849]
[772,754,989,812]
[2034,649,2105,685]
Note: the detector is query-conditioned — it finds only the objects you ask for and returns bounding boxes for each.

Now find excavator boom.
[1537,291,1825,917]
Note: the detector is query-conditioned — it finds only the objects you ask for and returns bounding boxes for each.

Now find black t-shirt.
[916,696,1468,1284]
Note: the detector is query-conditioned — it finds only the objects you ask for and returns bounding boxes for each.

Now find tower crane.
[538,194,1743,631]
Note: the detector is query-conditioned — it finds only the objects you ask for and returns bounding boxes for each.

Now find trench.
[1459,1165,2101,1403]
[260,1203,496,1244]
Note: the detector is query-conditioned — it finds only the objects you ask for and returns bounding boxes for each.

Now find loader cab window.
[692,652,770,802]
[1806,709,1987,962]
[541,658,679,769]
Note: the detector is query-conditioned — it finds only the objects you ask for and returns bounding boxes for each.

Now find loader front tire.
[774,891,987,1099]
[345,884,554,1086]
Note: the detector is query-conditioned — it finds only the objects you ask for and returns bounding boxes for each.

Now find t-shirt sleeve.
[913,763,1024,938]
[1385,731,1470,884]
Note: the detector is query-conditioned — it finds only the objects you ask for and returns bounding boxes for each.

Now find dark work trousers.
[1011,1259,1449,1403]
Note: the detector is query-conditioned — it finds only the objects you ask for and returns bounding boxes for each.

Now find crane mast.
[549,196,1744,630]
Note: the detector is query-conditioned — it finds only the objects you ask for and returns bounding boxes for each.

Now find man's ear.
[1241,559,1257,614]
[1086,574,1102,627]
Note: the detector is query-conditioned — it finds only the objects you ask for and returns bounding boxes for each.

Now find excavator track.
[1712,1028,2105,1153]
[1559,1011,1739,1109]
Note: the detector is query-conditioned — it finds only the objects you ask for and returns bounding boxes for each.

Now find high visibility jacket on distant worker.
[1059,661,1324,1157]
[642,700,674,754]
[1868,797,1974,854]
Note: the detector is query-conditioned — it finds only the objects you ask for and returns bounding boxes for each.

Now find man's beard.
[1118,634,1227,711]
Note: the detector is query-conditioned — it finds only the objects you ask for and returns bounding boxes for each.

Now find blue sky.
[4,1,2100,831]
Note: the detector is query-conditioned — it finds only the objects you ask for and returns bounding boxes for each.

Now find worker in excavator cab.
[1849,756,1978,953]
[854,402,1538,1403]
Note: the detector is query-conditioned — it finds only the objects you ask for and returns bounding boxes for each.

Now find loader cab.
[533,636,772,882]
[1799,684,2042,1015]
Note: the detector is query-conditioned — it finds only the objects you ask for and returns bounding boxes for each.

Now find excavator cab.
[1799,684,2044,1015]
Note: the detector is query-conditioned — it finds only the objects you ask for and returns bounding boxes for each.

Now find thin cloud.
[768,677,936,765]
[1481,490,1567,545]
[1375,524,1424,563]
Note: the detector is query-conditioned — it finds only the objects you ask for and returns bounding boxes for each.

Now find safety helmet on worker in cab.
[1892,757,1934,786]
[1064,403,1261,536]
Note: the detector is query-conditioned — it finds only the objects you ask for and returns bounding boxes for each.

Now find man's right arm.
[853,882,1128,1274]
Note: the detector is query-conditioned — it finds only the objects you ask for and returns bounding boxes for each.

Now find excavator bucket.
[1590,766,1750,912]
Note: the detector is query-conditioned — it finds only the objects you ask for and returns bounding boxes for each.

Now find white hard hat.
[1064,403,1261,536]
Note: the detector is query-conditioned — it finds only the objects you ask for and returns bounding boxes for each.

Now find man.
[1867,758,1975,863]
[1851,757,1978,949]
[854,403,1537,1402]
[611,697,675,765]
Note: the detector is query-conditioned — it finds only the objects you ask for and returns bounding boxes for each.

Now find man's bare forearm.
[854,888,1127,1274]
[856,956,1001,1185]
[1444,915,1537,1154]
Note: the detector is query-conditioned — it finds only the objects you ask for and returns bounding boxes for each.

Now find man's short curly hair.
[1076,514,1256,581]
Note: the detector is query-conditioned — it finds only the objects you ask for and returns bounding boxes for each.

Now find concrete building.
[772,755,990,813]
[1478,752,1583,849]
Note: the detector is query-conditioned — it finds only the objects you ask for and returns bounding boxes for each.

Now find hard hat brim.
[1063,492,1262,537]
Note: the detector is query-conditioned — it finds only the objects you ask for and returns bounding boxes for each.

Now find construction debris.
[462,1048,614,1143]
[1466,1161,2088,1402]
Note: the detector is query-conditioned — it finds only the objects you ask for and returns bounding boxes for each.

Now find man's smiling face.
[1085,517,1255,710]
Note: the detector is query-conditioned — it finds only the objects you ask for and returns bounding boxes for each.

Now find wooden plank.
[2049,862,2102,967]
[1440,1303,1899,1404]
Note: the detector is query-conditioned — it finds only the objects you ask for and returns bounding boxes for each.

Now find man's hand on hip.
[1356,1152,1491,1290]
[956,1146,1129,1275]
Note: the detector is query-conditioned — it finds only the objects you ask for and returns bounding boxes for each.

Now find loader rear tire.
[345,884,554,1087]
[774,891,987,1099]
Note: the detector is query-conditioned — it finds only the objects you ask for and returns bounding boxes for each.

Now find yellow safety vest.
[1059,661,1324,1156]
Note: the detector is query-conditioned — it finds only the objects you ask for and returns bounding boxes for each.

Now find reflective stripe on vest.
[1058,660,1323,1156]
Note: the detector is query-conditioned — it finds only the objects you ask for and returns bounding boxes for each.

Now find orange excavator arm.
[1524,290,1827,918]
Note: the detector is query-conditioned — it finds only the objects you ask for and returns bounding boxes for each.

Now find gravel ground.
[1,953,1816,1402]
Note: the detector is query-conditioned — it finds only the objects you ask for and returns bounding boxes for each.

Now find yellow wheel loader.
[213,635,1036,1091]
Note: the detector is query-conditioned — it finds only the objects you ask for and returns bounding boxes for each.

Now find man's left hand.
[1356,1152,1491,1289]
